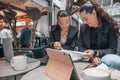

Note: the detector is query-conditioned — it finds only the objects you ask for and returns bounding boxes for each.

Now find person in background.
[0,25,12,44]
[19,22,33,48]
[35,30,42,38]
[78,1,120,70]
[34,30,42,47]
[47,10,78,50]
[0,21,12,58]
[0,24,4,31]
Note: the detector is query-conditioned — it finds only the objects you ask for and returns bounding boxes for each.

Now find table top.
[21,62,120,80]
[0,59,40,78]
[20,62,89,80]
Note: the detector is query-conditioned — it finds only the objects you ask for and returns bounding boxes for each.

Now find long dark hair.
[79,0,118,34]
[56,10,70,26]
[57,10,69,18]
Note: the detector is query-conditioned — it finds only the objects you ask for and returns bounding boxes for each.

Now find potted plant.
[0,1,52,58]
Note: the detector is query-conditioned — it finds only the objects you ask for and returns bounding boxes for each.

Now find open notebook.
[60,49,86,61]
[45,48,80,80]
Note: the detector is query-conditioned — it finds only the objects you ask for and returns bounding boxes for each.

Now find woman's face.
[57,16,70,30]
[80,10,98,27]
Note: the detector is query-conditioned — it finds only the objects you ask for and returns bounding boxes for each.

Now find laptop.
[2,38,39,63]
[45,48,80,80]
[2,38,14,62]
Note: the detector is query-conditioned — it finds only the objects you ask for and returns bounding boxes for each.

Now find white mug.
[11,55,27,71]
[80,68,111,80]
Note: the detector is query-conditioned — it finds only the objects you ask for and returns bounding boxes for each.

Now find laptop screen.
[2,38,14,62]
[45,48,80,80]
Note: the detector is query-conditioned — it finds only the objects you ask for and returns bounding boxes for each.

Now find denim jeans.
[101,54,120,70]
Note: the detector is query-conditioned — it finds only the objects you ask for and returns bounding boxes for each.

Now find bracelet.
[94,50,97,56]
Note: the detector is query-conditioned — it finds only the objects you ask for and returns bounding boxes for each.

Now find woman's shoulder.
[69,25,77,29]
[80,24,89,32]
[102,23,115,32]
[80,24,88,28]
[51,24,60,31]
[69,25,78,32]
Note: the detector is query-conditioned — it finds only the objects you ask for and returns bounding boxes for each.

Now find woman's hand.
[82,50,94,61]
[53,42,62,50]
[92,57,101,65]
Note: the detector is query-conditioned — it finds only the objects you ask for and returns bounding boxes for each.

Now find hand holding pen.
[53,41,62,50]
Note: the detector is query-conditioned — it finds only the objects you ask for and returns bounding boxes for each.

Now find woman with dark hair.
[47,10,78,50]
[78,0,120,70]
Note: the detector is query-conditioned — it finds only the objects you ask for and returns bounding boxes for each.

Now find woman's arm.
[98,27,118,57]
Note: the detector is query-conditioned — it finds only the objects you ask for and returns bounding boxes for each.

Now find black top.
[19,26,32,47]
[47,24,78,50]
[90,27,98,49]
[78,23,117,57]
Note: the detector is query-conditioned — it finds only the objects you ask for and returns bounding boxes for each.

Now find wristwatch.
[94,50,97,56]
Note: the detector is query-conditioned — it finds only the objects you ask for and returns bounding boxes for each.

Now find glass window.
[32,0,50,37]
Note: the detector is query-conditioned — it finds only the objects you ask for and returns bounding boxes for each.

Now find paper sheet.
[96,63,109,70]
[60,50,86,61]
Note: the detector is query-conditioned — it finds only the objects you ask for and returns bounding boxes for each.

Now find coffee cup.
[11,55,27,71]
[80,68,111,80]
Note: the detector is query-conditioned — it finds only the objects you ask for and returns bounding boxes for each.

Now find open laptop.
[45,48,80,80]
[2,38,39,63]
[2,38,14,62]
